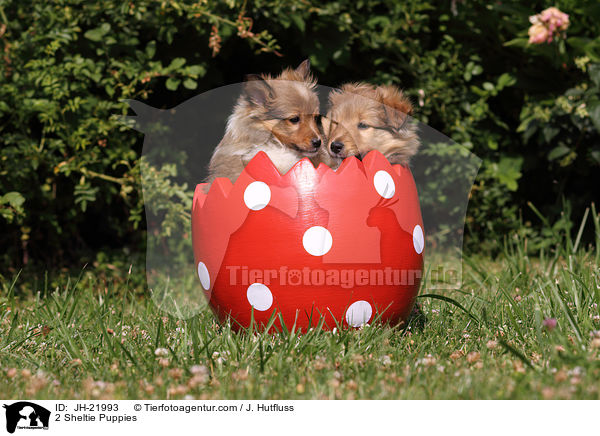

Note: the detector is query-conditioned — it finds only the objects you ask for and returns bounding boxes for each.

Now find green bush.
[0,0,279,268]
[1,0,599,270]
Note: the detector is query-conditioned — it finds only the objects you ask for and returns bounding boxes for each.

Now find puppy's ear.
[243,74,273,106]
[295,59,311,81]
[376,85,413,132]
[319,114,332,137]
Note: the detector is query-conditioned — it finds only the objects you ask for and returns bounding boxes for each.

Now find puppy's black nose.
[330,141,344,154]
[311,138,322,149]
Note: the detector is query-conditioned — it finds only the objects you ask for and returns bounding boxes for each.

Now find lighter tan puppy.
[319,83,420,169]
[206,60,324,183]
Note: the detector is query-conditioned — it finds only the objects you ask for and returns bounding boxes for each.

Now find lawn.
[1,209,599,400]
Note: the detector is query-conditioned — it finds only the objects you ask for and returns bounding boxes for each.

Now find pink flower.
[543,318,557,331]
[528,6,569,45]
[540,7,569,31]
[528,23,549,44]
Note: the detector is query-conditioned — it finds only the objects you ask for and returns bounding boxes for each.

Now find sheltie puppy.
[319,83,420,168]
[206,60,324,183]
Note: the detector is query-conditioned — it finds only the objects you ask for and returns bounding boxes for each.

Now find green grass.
[1,206,599,400]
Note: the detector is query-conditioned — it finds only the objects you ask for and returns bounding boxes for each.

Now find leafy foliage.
[1,0,599,268]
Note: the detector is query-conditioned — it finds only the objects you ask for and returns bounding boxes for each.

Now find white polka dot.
[413,224,424,254]
[373,170,395,199]
[345,301,373,327]
[302,226,333,256]
[244,181,271,210]
[197,262,210,290]
[246,283,273,311]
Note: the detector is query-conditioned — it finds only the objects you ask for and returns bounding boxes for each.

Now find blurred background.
[1,0,599,276]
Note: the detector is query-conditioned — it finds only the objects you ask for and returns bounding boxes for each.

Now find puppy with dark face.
[206,60,324,183]
[319,83,420,168]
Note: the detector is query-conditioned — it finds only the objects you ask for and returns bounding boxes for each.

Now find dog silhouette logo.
[2,402,50,433]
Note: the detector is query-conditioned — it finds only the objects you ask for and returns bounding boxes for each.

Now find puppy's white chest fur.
[243,145,305,175]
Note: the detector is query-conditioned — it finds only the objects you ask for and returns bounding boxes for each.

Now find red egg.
[191,150,424,331]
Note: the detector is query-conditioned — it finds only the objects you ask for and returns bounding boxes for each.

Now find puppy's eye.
[357,122,369,130]
[289,116,300,124]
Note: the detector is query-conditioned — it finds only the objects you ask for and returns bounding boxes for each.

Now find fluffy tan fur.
[206,60,324,184]
[319,83,420,168]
